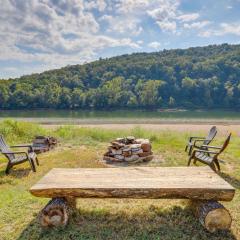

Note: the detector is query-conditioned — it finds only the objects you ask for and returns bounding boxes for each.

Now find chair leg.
[5,162,12,175]
[214,159,221,171]
[209,162,217,172]
[187,156,193,166]
[35,156,39,166]
[188,146,193,156]
[28,158,36,172]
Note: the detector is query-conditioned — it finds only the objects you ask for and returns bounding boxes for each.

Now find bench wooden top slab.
[30,167,235,201]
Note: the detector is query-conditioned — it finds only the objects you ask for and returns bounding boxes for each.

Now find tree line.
[1,43,240,110]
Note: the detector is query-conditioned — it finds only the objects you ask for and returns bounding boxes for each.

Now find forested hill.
[1,43,240,110]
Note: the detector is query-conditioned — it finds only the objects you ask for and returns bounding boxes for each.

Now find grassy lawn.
[0,120,240,239]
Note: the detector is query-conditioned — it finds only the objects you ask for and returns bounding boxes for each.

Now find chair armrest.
[2,151,28,156]
[11,144,34,152]
[202,145,221,149]
[194,149,219,154]
[11,144,32,148]
[189,137,205,141]
[192,139,206,146]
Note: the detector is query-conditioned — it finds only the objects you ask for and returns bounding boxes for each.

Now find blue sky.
[0,0,240,79]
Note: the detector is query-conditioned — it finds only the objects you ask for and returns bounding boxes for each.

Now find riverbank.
[43,123,240,136]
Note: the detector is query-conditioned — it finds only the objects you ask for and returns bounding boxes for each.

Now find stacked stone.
[103,136,153,163]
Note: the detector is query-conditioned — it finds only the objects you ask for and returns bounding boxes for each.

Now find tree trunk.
[39,197,76,227]
[191,200,232,233]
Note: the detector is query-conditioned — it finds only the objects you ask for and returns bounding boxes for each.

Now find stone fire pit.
[103,136,153,164]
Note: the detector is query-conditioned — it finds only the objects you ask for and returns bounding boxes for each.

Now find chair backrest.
[218,133,231,154]
[204,126,217,145]
[0,135,14,161]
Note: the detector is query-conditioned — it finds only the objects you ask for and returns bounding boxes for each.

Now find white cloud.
[103,16,143,36]
[0,0,140,73]
[84,0,107,12]
[147,5,177,32]
[148,41,161,49]
[220,23,240,36]
[157,21,177,32]
[184,21,211,29]
[146,1,202,33]
[178,13,199,22]
[116,0,150,14]
[99,14,113,22]
[0,0,213,78]
[199,22,240,37]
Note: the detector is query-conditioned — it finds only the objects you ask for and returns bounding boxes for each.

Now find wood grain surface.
[30,167,235,201]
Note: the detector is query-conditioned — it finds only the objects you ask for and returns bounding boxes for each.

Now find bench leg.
[65,196,77,209]
[39,197,76,228]
[190,200,232,233]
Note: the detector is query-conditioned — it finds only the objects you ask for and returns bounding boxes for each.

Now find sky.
[0,0,240,79]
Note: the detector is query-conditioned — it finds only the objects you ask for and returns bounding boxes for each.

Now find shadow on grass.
[16,205,236,240]
[0,168,31,185]
[219,172,240,189]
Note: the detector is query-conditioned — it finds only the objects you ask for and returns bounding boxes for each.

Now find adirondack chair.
[187,133,231,172]
[185,126,217,156]
[0,135,39,174]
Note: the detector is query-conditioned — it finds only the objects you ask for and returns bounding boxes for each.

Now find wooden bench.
[30,166,235,232]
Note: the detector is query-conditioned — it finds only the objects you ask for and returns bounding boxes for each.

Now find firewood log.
[141,141,151,152]
[138,151,153,157]
[103,156,121,162]
[125,155,139,162]
[111,142,124,149]
[116,138,125,143]
[114,154,125,160]
[140,155,154,162]
[191,200,232,233]
[111,149,123,155]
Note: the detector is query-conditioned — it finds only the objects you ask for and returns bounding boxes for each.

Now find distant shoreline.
[1,117,240,125]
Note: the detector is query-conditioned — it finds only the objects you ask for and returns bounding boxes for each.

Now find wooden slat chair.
[0,135,39,174]
[187,133,231,172]
[185,126,217,156]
